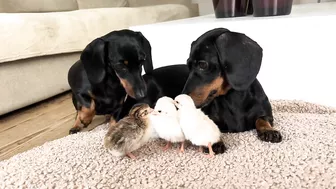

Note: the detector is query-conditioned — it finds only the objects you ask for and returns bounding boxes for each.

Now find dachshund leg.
[80,100,96,128]
[69,112,82,134]
[105,115,112,123]
[256,117,282,143]
[69,100,96,134]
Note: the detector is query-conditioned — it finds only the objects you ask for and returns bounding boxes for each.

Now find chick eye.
[158,110,162,113]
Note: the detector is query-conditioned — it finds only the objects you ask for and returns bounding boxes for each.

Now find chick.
[174,94,222,158]
[150,96,185,152]
[103,103,154,159]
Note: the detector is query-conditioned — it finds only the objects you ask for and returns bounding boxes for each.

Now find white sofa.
[0,0,199,116]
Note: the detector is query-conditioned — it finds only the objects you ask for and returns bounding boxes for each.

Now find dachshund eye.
[198,60,209,70]
[113,63,127,71]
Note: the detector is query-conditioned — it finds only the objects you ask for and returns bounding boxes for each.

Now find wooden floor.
[0,92,106,161]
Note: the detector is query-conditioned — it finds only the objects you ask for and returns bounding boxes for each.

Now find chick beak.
[173,101,179,110]
[150,109,159,116]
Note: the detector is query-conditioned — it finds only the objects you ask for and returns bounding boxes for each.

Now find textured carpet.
[1,100,336,189]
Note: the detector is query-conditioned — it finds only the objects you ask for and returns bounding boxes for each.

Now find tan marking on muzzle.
[118,77,135,98]
[189,76,230,107]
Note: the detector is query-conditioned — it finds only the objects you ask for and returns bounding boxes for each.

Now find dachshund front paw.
[257,129,282,143]
[69,127,81,135]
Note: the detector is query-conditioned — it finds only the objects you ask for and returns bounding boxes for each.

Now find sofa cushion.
[128,0,191,7]
[0,1,4,12]
[0,53,80,116]
[0,4,190,63]
[0,0,78,13]
[77,0,128,9]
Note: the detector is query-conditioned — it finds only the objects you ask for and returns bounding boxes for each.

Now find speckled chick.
[174,94,221,158]
[103,103,154,159]
[150,96,185,152]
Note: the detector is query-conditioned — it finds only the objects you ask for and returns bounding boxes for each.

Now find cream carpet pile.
[1,100,336,188]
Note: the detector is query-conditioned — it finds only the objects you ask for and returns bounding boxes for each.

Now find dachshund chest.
[91,84,126,114]
[94,96,125,115]
[202,97,250,133]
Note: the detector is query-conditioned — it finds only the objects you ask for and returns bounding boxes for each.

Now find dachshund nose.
[134,89,146,99]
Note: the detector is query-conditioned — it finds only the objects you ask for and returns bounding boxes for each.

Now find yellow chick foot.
[126,152,137,160]
[178,141,185,153]
[162,141,172,151]
[205,142,215,158]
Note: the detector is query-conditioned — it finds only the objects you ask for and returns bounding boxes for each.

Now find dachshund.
[67,29,153,134]
[181,28,282,153]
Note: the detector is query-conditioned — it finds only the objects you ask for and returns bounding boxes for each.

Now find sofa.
[0,0,199,116]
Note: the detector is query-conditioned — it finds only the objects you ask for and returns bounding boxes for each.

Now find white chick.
[150,96,185,152]
[174,94,221,158]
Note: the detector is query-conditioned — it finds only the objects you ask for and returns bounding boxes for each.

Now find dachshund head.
[80,29,153,100]
[182,28,263,108]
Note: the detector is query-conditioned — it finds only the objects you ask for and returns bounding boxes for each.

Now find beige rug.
[1,100,336,188]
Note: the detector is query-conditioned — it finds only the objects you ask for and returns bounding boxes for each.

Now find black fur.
[182,28,282,153]
[67,29,153,134]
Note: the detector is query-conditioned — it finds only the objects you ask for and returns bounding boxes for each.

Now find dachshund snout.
[134,89,146,99]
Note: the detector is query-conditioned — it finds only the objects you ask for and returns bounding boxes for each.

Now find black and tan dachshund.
[181,28,282,153]
[67,29,154,134]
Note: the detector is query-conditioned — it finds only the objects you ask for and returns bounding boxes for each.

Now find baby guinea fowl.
[103,103,154,159]
[150,96,185,152]
[174,94,222,158]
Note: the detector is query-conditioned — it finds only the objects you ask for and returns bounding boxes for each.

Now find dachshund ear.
[137,32,153,74]
[190,28,230,55]
[80,38,107,85]
[215,32,263,91]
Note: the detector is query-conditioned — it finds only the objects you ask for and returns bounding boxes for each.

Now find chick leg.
[179,141,185,153]
[162,141,172,151]
[205,142,215,158]
[198,146,203,153]
[126,152,137,160]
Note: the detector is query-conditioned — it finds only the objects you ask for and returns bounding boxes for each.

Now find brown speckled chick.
[103,103,154,159]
